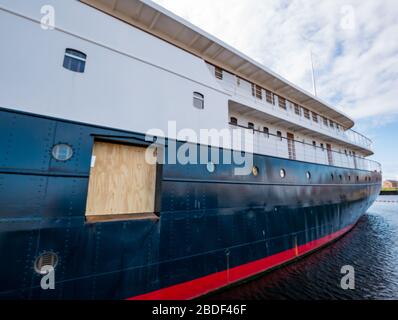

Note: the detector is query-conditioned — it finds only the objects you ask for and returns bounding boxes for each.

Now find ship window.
[277,131,282,140]
[266,90,274,104]
[312,141,316,148]
[303,108,310,119]
[280,169,286,178]
[312,112,319,123]
[230,117,238,125]
[193,92,204,109]
[63,49,87,73]
[330,120,335,129]
[294,104,301,116]
[248,122,255,130]
[52,144,73,161]
[320,143,324,150]
[263,127,269,137]
[251,84,262,99]
[323,117,328,126]
[306,171,311,180]
[339,174,343,181]
[356,176,359,182]
[348,175,351,181]
[331,174,334,181]
[215,67,223,80]
[278,97,287,110]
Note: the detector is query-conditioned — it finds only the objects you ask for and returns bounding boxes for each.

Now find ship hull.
[0,108,381,300]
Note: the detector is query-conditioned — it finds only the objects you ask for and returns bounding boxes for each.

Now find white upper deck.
[81,0,355,129]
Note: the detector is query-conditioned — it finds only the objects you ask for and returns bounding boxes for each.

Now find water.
[211,196,398,300]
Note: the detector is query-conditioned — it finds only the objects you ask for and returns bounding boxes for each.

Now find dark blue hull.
[0,108,381,299]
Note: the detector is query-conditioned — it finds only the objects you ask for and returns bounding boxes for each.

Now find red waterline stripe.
[128,224,355,300]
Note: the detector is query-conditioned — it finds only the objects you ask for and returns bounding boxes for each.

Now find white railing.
[208,65,373,152]
[229,124,381,173]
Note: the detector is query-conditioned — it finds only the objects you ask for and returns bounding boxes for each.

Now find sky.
[152,0,398,181]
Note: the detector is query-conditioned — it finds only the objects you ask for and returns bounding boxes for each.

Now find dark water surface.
[211,196,398,300]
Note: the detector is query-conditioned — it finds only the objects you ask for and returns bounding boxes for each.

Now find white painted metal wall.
[0,0,229,145]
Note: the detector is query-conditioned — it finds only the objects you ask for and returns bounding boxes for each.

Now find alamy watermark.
[40,265,55,290]
[340,5,356,31]
[340,265,355,290]
[145,121,255,176]
[40,5,55,30]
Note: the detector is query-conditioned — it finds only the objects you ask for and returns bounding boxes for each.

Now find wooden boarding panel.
[85,142,157,217]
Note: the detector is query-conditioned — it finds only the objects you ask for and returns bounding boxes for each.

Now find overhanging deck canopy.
[81,0,355,129]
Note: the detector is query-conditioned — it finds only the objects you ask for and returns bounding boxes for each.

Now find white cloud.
[153,0,398,122]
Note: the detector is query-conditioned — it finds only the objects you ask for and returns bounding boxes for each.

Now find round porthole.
[52,144,73,161]
[306,171,311,180]
[280,169,286,178]
[206,162,215,173]
[252,166,259,176]
[34,252,58,275]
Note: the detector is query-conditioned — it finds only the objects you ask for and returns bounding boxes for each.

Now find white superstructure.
[0,0,380,172]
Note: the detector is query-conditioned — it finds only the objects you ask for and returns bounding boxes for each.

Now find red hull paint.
[129,223,355,300]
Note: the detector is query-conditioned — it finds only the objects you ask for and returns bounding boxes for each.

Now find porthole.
[306,171,311,180]
[206,162,215,173]
[52,144,73,161]
[280,169,286,178]
[34,252,58,275]
[252,166,259,176]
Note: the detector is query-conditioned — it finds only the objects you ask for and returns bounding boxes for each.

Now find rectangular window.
[294,104,301,116]
[193,92,204,109]
[312,112,318,123]
[278,97,286,109]
[323,117,328,126]
[63,49,87,73]
[303,108,310,119]
[266,90,273,104]
[251,84,262,99]
[329,120,334,129]
[230,117,238,125]
[215,67,223,80]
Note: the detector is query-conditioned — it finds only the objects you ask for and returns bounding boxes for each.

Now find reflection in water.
[210,196,398,300]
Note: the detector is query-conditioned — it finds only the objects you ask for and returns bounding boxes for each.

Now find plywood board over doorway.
[85,141,158,220]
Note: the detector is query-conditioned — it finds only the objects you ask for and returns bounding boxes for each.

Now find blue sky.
[153,0,398,180]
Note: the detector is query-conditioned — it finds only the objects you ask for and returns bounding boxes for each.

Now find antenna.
[301,35,318,97]
[310,49,317,97]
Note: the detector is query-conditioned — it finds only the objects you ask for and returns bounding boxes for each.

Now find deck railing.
[208,64,373,152]
[229,123,381,173]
